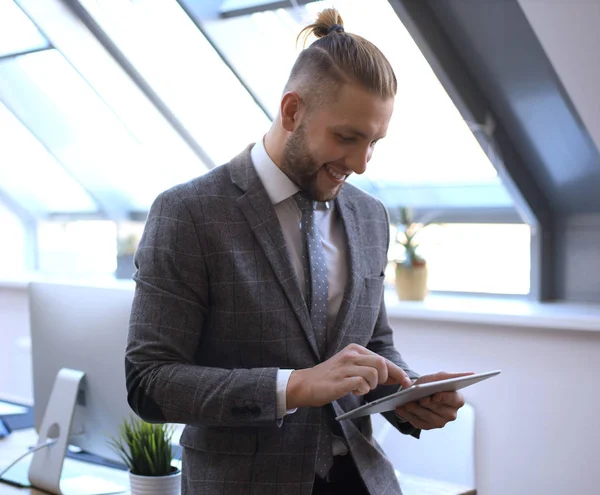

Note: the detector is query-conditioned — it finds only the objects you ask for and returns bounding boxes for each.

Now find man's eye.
[338,135,356,143]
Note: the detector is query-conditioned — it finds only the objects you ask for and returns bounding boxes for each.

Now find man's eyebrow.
[332,126,386,141]
[332,126,368,139]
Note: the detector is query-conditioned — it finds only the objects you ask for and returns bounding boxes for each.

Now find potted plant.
[108,416,180,495]
[391,207,429,301]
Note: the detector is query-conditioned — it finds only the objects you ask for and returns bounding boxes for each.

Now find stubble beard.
[281,124,342,202]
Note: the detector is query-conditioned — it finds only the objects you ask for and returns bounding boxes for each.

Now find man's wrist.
[286,369,307,410]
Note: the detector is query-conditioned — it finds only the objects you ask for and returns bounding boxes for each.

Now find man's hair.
[284,8,397,108]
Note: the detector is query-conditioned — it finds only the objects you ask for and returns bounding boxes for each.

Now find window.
[77,0,271,165]
[0,101,96,214]
[37,220,117,277]
[0,201,26,277]
[0,0,530,294]
[387,223,531,295]
[0,0,49,58]
[200,0,530,295]
[0,49,206,214]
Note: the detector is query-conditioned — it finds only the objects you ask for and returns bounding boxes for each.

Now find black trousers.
[311,455,369,495]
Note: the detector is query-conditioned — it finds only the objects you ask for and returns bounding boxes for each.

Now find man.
[126,8,470,495]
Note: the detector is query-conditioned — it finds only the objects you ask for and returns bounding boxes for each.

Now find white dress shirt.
[250,138,349,421]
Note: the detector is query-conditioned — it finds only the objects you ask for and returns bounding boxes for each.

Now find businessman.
[126,8,470,495]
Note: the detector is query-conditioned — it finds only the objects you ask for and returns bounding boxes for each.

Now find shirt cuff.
[276,369,298,419]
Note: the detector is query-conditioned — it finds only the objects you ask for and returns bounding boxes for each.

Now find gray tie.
[294,192,329,355]
[294,192,333,478]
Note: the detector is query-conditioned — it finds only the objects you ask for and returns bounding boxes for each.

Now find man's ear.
[280,92,302,132]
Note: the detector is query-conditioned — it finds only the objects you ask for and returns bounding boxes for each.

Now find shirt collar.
[251,137,331,209]
[251,137,299,205]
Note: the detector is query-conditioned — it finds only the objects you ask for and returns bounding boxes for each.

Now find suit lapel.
[325,189,366,359]
[229,148,321,361]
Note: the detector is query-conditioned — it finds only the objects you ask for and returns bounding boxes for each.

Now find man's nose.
[348,146,372,175]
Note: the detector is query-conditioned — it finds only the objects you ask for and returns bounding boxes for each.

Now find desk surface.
[1,428,474,495]
[0,429,129,495]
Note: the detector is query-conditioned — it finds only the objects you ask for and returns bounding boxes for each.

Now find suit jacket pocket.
[365,274,385,288]
[180,424,257,454]
[362,275,385,307]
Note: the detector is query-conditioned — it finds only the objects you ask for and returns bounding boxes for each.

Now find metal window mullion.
[56,0,215,169]
[176,0,274,121]
[218,0,317,19]
[0,45,52,63]
[0,97,110,218]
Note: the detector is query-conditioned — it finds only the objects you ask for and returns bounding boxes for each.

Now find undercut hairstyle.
[284,8,397,109]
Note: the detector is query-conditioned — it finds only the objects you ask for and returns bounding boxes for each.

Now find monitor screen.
[29,281,136,464]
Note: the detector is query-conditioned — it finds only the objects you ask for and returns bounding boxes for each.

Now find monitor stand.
[28,368,125,495]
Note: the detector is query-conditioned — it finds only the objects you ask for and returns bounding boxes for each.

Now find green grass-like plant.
[390,206,429,267]
[108,416,178,476]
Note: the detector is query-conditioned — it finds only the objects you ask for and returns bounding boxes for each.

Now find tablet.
[335,370,501,421]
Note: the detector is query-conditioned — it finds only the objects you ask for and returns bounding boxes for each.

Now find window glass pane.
[37,220,117,277]
[386,223,531,295]
[0,49,204,212]
[19,1,210,210]
[78,0,271,165]
[204,0,501,197]
[0,200,26,276]
[0,0,48,58]
[203,8,300,118]
[0,101,97,214]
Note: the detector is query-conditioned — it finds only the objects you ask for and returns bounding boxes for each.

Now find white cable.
[0,439,58,479]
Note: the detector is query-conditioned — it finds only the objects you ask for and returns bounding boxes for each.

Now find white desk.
[0,429,129,494]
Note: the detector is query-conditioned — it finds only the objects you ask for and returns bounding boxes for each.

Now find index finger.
[383,360,413,389]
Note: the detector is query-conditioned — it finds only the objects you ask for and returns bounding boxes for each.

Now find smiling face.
[280,83,394,202]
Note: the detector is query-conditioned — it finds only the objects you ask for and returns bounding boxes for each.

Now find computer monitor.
[28,281,135,470]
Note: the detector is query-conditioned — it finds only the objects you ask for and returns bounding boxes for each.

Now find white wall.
[389,315,600,495]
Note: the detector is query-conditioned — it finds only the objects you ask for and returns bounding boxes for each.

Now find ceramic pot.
[129,469,181,495]
[395,262,428,301]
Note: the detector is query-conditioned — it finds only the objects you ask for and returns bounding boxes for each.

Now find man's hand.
[395,371,474,430]
[287,343,413,409]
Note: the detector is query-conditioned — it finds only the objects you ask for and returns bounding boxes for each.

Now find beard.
[281,123,342,202]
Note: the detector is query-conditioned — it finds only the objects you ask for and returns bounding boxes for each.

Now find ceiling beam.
[219,0,318,19]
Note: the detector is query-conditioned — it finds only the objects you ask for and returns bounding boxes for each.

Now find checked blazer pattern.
[125,146,420,495]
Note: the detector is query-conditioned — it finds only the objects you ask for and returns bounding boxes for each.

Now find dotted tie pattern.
[294,192,329,356]
[294,192,334,479]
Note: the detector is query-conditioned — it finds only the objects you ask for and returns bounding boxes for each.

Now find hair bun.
[299,8,345,43]
[326,24,345,35]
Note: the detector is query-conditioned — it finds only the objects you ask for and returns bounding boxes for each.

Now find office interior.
[1,1,600,494]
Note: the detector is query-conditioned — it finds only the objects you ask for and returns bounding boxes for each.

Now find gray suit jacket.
[126,147,420,495]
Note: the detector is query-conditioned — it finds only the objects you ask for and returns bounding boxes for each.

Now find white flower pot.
[129,469,181,495]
